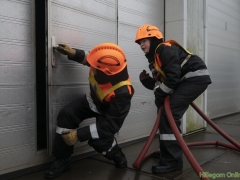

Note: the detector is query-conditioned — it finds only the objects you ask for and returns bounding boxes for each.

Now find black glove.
[139,70,150,81]
[154,84,168,108]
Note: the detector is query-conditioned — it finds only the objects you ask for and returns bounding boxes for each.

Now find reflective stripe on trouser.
[160,134,182,141]
[52,96,99,158]
[88,137,120,160]
[102,138,117,155]
[52,96,120,159]
[158,76,209,160]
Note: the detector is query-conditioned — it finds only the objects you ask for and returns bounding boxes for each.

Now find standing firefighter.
[135,24,211,174]
[45,43,134,179]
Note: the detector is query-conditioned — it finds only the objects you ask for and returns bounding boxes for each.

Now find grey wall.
[207,0,240,118]
[165,0,207,133]
[186,0,206,132]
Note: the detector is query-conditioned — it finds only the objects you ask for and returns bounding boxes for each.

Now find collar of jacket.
[145,37,163,63]
[94,66,129,85]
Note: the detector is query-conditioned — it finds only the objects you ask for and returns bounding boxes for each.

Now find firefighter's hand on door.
[61,130,78,146]
[56,44,76,57]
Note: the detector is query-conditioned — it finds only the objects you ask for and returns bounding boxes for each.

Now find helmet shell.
[135,24,163,43]
[87,43,126,75]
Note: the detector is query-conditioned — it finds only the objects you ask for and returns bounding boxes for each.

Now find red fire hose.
[165,97,208,180]
[190,102,240,150]
[132,106,162,169]
[132,96,240,180]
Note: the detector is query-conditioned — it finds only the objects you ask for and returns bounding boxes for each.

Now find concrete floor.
[11,113,240,180]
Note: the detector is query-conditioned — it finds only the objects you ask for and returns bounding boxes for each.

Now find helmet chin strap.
[92,67,97,75]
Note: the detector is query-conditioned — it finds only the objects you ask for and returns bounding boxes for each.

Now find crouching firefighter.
[44,43,134,179]
[135,24,212,174]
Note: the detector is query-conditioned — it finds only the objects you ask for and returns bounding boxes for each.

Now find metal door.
[47,0,118,155]
[0,0,36,172]
[117,0,164,142]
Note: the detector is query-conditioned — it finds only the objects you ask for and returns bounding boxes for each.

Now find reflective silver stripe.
[56,126,75,134]
[90,123,99,139]
[160,83,174,94]
[108,139,117,152]
[160,134,182,140]
[81,50,89,65]
[102,139,117,155]
[181,54,191,68]
[181,69,209,81]
[153,81,161,92]
[86,94,101,114]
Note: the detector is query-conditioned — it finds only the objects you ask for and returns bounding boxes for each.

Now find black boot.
[112,149,127,168]
[44,157,71,179]
[151,157,183,174]
[151,150,161,159]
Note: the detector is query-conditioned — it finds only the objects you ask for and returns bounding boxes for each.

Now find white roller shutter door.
[0,0,36,173]
[117,0,164,142]
[47,0,117,154]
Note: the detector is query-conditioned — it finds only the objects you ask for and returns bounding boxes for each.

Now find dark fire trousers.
[52,96,120,160]
[159,76,209,161]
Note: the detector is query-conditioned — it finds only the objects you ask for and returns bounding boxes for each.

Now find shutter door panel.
[47,0,117,154]
[0,0,36,170]
[117,0,164,142]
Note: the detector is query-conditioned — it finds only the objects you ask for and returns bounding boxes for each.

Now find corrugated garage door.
[117,0,164,142]
[207,0,240,118]
[47,0,164,154]
[0,0,36,171]
[47,0,117,154]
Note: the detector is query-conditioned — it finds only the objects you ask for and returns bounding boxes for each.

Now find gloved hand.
[139,70,150,81]
[154,86,167,108]
[61,130,78,146]
[56,44,76,57]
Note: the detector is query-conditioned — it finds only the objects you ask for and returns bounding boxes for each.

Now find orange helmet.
[135,24,164,43]
[87,43,126,76]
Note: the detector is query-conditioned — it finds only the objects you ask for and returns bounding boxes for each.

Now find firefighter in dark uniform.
[135,24,211,174]
[44,43,134,179]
